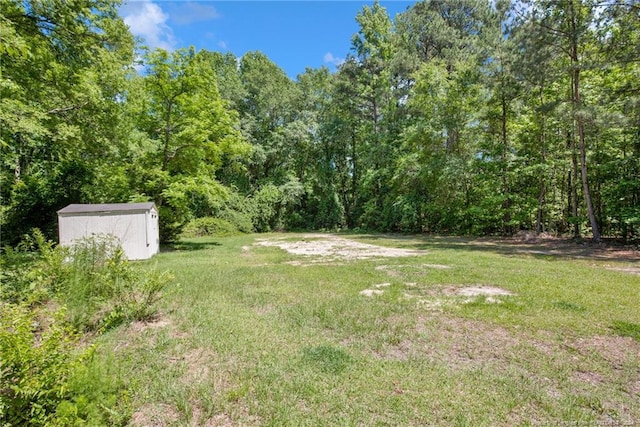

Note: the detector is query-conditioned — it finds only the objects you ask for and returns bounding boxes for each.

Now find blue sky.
[119,1,415,79]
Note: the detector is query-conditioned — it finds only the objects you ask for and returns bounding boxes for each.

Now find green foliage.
[250,183,283,232]
[0,301,131,426]
[160,175,230,242]
[0,302,90,426]
[0,0,136,245]
[248,178,304,232]
[181,217,242,237]
[2,231,172,332]
[0,229,67,304]
[219,208,254,234]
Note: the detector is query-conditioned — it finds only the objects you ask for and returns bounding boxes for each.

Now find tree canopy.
[2,0,639,244]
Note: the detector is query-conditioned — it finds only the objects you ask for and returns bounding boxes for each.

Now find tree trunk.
[570,3,601,242]
[536,87,547,235]
[568,131,580,238]
[501,94,512,235]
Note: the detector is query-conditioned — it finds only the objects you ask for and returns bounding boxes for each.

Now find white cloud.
[218,41,228,50]
[168,2,220,25]
[324,52,344,67]
[121,0,176,51]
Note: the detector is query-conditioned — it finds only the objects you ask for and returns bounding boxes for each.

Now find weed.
[611,321,640,341]
[553,300,587,312]
[301,344,353,374]
[60,235,173,332]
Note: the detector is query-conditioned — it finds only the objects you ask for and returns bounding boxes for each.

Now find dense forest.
[2,0,639,245]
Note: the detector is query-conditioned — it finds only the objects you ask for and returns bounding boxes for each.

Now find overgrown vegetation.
[0,231,171,425]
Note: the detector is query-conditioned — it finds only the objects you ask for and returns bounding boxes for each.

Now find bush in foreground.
[0,231,172,425]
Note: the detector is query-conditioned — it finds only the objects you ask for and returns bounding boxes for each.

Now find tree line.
[2,0,639,244]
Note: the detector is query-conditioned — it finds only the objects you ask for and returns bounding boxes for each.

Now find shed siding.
[58,204,159,260]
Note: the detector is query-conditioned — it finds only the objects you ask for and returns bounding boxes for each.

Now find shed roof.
[57,203,156,215]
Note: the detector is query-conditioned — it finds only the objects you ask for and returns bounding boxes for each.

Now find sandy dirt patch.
[360,289,384,297]
[402,284,516,309]
[571,335,640,369]
[114,315,180,351]
[169,347,217,384]
[445,286,515,297]
[129,317,172,332]
[436,235,640,262]
[203,414,235,427]
[372,315,519,368]
[254,235,426,260]
[130,403,179,427]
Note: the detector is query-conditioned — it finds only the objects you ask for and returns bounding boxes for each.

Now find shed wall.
[59,212,152,260]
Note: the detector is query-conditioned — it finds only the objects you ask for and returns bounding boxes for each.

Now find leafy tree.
[0,0,135,244]
[133,47,250,241]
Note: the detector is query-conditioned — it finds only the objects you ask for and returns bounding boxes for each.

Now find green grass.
[94,233,640,426]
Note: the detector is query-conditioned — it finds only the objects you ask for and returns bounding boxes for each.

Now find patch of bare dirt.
[114,315,180,351]
[373,339,413,361]
[374,316,520,368]
[254,234,426,261]
[443,286,515,297]
[571,335,640,369]
[431,317,520,369]
[573,370,604,386]
[422,264,452,270]
[203,414,234,427]
[255,304,275,315]
[129,316,172,333]
[284,260,345,267]
[401,284,516,308]
[454,235,640,262]
[375,265,402,277]
[130,403,179,427]
[172,348,217,384]
[359,283,392,297]
[359,289,384,297]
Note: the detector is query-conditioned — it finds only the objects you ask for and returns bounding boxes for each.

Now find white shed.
[57,203,159,260]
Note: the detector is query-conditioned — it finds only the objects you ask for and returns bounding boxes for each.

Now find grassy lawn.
[97,233,639,426]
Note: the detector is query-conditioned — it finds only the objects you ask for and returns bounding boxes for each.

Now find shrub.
[181,217,240,237]
[218,208,254,233]
[0,303,90,426]
[0,231,173,425]
[0,229,67,305]
[60,235,173,332]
